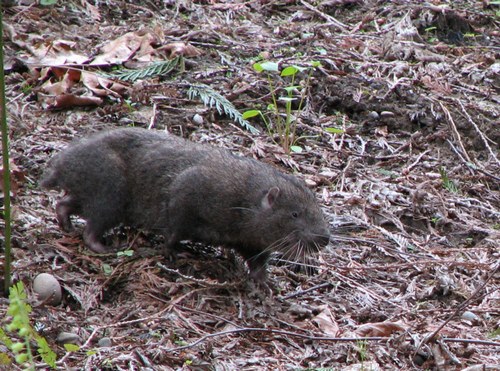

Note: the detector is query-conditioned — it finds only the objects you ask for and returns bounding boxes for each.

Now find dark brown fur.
[41,128,330,281]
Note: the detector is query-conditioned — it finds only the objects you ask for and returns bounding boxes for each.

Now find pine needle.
[187,84,259,134]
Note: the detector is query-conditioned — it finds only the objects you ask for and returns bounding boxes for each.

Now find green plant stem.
[0,1,12,294]
[258,111,272,138]
[267,73,282,141]
[293,70,313,146]
[285,73,296,151]
[24,334,35,370]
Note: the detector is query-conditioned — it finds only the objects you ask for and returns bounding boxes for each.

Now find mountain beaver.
[41,128,330,281]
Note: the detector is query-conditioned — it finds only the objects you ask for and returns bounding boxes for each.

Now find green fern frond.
[187,84,259,134]
[109,57,182,82]
[6,282,57,369]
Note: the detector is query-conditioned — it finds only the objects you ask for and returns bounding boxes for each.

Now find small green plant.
[170,331,188,346]
[4,281,57,370]
[424,26,438,43]
[355,339,369,367]
[439,167,459,193]
[102,264,113,276]
[122,100,136,113]
[487,327,500,338]
[243,60,321,153]
[21,83,34,95]
[431,216,440,224]
[117,249,134,257]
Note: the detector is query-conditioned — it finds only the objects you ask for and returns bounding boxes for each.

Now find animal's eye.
[291,211,299,218]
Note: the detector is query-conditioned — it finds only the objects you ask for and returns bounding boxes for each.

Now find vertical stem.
[286,73,295,150]
[267,73,283,146]
[295,69,313,145]
[0,2,12,293]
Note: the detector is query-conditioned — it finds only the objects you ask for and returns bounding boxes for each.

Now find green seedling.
[21,83,34,95]
[431,216,440,224]
[102,264,113,276]
[439,167,459,193]
[117,249,134,257]
[243,60,321,153]
[356,339,369,367]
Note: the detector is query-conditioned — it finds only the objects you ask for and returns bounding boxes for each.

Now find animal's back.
[41,128,178,224]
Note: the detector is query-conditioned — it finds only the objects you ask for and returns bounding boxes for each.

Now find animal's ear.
[261,187,280,209]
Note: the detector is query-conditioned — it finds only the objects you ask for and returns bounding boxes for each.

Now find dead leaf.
[39,68,81,96]
[81,72,130,97]
[355,321,406,337]
[43,93,103,110]
[30,39,89,66]
[81,0,101,21]
[155,42,203,58]
[312,306,339,336]
[90,32,160,65]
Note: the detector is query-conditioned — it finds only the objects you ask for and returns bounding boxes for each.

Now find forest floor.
[1,0,499,370]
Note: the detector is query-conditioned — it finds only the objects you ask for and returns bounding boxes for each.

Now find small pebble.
[192,114,204,125]
[98,337,112,347]
[380,111,395,118]
[367,111,379,120]
[32,273,62,306]
[462,311,480,322]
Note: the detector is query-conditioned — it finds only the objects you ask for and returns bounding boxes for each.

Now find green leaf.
[102,264,113,276]
[281,66,299,77]
[293,65,308,72]
[278,97,295,102]
[36,337,57,367]
[64,344,80,352]
[283,86,300,94]
[0,329,13,348]
[266,103,276,111]
[242,110,261,119]
[40,0,58,5]
[117,250,134,257]
[290,145,303,153]
[325,127,344,134]
[253,61,279,73]
[14,353,28,365]
[11,343,24,352]
[18,328,30,337]
[310,60,322,67]
[86,350,97,356]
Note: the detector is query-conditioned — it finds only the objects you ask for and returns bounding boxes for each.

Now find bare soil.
[1,1,499,370]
